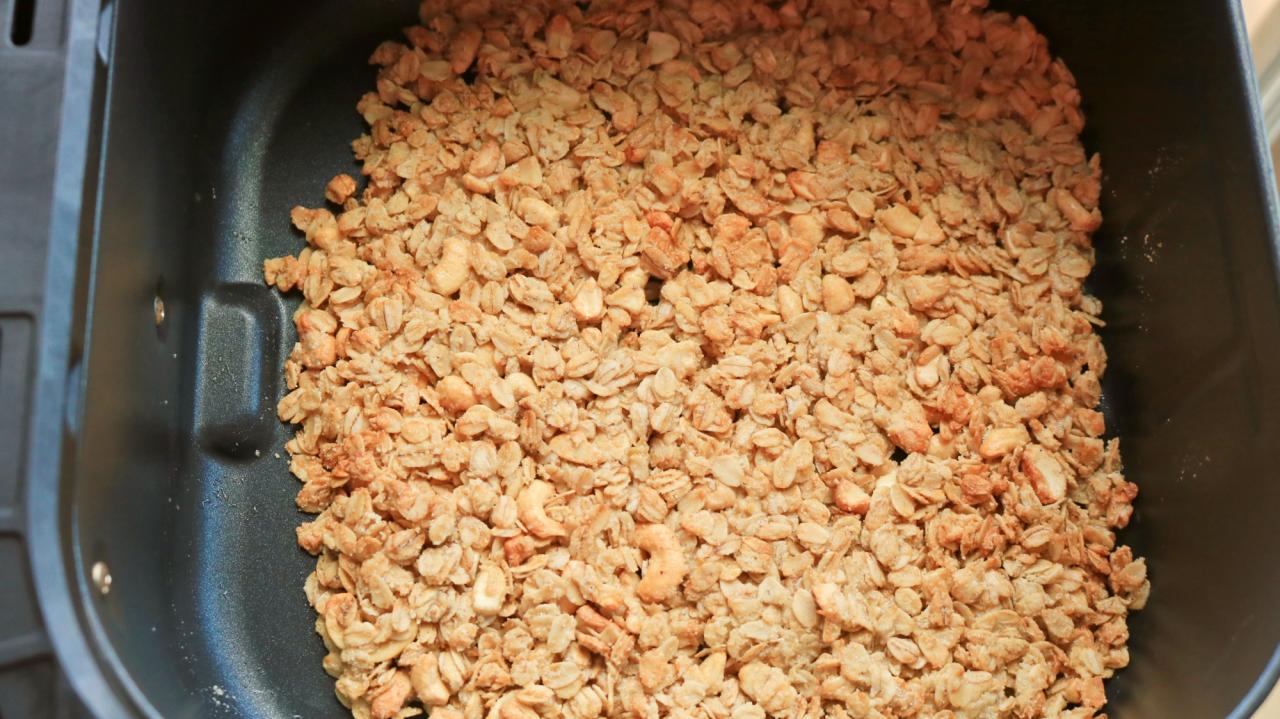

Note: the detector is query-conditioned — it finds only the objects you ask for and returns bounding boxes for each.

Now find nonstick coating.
[56,0,1280,717]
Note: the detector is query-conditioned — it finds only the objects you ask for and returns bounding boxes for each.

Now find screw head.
[153,295,166,326]
[91,561,112,595]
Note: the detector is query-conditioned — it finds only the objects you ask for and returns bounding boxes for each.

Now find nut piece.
[517,196,560,228]
[880,204,921,238]
[834,481,871,515]
[516,480,567,538]
[1023,444,1069,504]
[410,654,452,707]
[369,670,412,719]
[821,274,856,314]
[634,523,687,603]
[503,535,537,566]
[472,562,507,616]
[430,236,470,296]
[437,375,477,414]
[979,425,1031,459]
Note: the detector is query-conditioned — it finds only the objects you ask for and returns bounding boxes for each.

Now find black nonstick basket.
[3,0,1280,717]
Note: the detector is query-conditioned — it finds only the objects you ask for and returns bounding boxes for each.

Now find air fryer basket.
[14,0,1280,717]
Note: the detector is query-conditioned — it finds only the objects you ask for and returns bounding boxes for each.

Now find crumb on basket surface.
[263,1,1148,717]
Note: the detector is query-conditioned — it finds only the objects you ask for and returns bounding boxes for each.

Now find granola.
[265,1,1147,717]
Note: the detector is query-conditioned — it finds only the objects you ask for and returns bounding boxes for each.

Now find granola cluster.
[263,1,1148,717]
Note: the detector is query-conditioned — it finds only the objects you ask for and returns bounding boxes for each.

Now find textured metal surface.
[19,0,1280,717]
[0,0,97,713]
[53,2,420,716]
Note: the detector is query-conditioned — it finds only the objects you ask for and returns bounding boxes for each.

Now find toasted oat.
[267,1,1146,718]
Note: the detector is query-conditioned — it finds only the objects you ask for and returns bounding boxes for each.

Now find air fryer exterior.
[9,0,1280,717]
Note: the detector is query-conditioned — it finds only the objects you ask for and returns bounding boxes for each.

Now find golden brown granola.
[265,1,1147,717]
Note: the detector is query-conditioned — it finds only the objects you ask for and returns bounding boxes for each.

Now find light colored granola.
[265,1,1147,717]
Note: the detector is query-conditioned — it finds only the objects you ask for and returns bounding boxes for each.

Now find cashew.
[296,310,337,369]
[833,481,871,515]
[503,534,537,566]
[504,372,537,400]
[979,425,1031,459]
[517,480,567,538]
[322,592,357,649]
[813,582,846,618]
[821,274,855,314]
[1022,444,1068,504]
[437,375,477,415]
[410,654,451,707]
[472,562,507,616]
[517,196,560,229]
[634,523,687,603]
[429,236,470,296]
[369,670,412,719]
[879,203,921,238]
